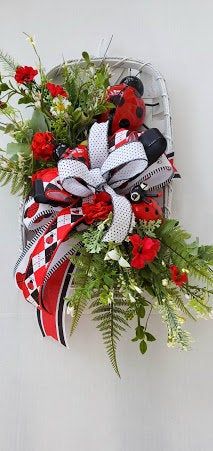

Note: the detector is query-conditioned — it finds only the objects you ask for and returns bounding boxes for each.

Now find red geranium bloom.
[46,82,68,98]
[82,192,112,224]
[129,234,160,269]
[31,132,55,161]
[169,265,188,286]
[15,66,38,84]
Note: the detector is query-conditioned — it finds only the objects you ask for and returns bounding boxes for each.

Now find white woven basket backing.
[20,57,173,249]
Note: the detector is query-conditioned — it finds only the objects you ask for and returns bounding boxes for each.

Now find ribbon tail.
[103,186,134,243]
[37,259,75,347]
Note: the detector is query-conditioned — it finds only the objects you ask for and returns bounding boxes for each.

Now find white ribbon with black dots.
[58,121,148,243]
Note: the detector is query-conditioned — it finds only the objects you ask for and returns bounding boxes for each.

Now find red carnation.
[46,82,68,98]
[82,192,112,224]
[15,66,38,84]
[31,132,55,161]
[129,234,160,269]
[169,265,188,287]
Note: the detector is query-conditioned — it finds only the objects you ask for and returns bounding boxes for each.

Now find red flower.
[31,132,55,161]
[129,234,160,269]
[46,82,68,98]
[169,265,188,286]
[15,66,38,84]
[82,192,112,224]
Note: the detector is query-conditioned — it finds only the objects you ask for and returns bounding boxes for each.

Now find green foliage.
[165,285,196,320]
[55,56,111,146]
[29,109,48,133]
[67,251,94,335]
[145,332,156,342]
[0,49,17,74]
[198,245,213,265]
[80,216,111,254]
[136,219,162,237]
[0,152,32,196]
[157,299,192,350]
[91,296,128,377]
[140,340,147,354]
[156,219,213,286]
[66,213,213,373]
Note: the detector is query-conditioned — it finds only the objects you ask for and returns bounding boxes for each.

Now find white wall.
[0,1,213,450]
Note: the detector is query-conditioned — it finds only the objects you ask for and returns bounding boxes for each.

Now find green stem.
[145,305,153,331]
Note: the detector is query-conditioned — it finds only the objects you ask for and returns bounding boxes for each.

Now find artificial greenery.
[66,218,213,376]
[0,38,212,377]
[0,42,111,195]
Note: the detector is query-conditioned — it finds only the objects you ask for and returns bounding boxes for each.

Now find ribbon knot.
[88,167,107,193]
[58,121,148,243]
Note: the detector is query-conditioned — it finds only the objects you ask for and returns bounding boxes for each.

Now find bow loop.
[58,121,148,243]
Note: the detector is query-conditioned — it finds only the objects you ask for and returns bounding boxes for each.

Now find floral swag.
[0,37,212,376]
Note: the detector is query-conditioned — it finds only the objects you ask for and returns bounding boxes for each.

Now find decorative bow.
[15,121,174,348]
[58,121,148,243]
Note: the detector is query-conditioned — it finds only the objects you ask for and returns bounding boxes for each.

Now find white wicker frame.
[20,57,173,249]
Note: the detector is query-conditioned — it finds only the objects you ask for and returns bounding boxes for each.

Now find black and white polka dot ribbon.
[58,121,148,243]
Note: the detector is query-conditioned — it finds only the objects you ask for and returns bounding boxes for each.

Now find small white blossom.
[161,260,166,266]
[182,268,189,274]
[67,305,75,317]
[33,92,42,109]
[162,278,169,287]
[184,294,190,300]
[50,96,71,117]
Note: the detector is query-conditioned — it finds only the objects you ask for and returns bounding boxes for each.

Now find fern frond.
[0,49,17,74]
[0,152,32,197]
[70,297,88,335]
[91,296,128,377]
[166,286,196,320]
[158,220,213,286]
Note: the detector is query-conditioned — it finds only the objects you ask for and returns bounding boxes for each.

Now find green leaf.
[6,142,30,156]
[82,51,91,64]
[18,96,32,105]
[72,108,82,122]
[136,305,146,318]
[159,219,179,235]
[4,123,15,134]
[198,245,213,265]
[140,298,149,306]
[131,336,139,342]
[0,83,9,92]
[0,49,17,74]
[145,332,156,342]
[30,109,48,132]
[140,340,147,354]
[136,325,145,339]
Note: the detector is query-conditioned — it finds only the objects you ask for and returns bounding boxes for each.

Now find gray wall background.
[0,1,213,450]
